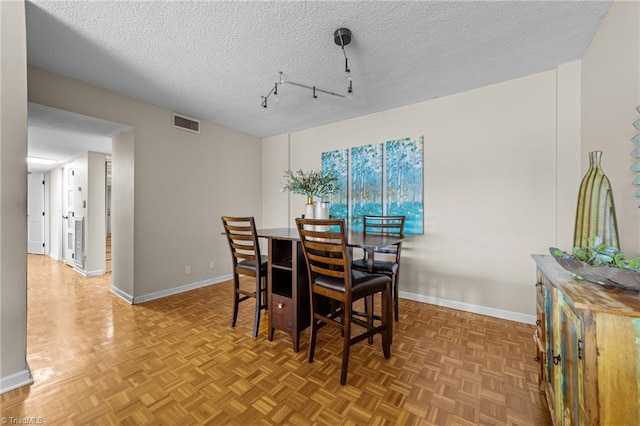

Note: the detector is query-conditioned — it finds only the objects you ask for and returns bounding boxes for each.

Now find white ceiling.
[27,103,129,173]
[25,0,611,142]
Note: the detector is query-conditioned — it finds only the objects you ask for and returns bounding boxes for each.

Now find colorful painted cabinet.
[533,255,640,425]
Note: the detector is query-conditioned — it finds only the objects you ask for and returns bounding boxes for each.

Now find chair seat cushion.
[237,256,268,273]
[352,258,399,275]
[314,270,390,298]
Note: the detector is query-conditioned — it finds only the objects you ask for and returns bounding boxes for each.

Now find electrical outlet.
[209,260,215,270]
[184,265,192,275]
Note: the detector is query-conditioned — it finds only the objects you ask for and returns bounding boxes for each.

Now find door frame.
[62,163,75,266]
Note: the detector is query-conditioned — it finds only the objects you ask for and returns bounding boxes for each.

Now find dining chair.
[221,216,268,338]
[296,218,392,386]
[352,215,406,321]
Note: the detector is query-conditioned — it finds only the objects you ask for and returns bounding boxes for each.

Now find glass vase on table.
[314,200,330,231]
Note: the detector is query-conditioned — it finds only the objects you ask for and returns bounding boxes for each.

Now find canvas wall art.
[321,136,424,234]
[350,143,383,231]
[321,149,349,220]
[385,136,424,234]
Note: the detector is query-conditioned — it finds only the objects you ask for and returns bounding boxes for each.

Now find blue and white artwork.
[350,144,383,231]
[385,137,424,234]
[321,149,349,220]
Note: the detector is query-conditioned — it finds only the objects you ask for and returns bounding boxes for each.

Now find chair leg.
[382,282,392,358]
[366,295,374,344]
[340,304,352,386]
[262,275,268,310]
[252,275,262,339]
[308,294,318,363]
[231,273,240,328]
[393,273,399,322]
[339,302,345,337]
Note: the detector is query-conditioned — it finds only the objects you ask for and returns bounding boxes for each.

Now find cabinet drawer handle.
[553,354,562,365]
[277,303,283,309]
[536,319,541,326]
[534,355,541,362]
[535,282,543,287]
[578,339,583,360]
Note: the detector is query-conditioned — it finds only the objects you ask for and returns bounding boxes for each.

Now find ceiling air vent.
[172,113,200,134]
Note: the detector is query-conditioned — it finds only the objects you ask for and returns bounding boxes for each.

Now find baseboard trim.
[111,278,533,323]
[0,367,33,395]
[110,285,134,304]
[399,291,536,325]
[132,274,232,304]
[73,268,104,277]
[73,267,88,276]
[47,253,62,261]
[86,269,104,277]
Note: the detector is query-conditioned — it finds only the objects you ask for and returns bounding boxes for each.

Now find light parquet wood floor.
[1,255,552,425]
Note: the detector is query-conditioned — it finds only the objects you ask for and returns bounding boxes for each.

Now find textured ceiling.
[25,1,611,139]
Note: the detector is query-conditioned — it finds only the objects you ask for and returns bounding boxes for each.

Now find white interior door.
[63,165,75,266]
[27,173,45,254]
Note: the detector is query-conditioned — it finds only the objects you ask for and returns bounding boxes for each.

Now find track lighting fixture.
[261,28,354,110]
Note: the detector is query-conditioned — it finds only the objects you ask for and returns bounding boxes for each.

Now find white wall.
[556,61,583,248]
[581,0,640,256]
[111,129,134,297]
[28,67,264,300]
[262,133,290,227]
[47,167,63,260]
[0,0,32,393]
[264,67,584,320]
[86,151,107,274]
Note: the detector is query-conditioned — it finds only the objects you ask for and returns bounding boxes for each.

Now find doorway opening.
[27,102,130,278]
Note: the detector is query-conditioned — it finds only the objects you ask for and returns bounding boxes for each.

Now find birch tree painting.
[350,144,383,231]
[321,149,349,220]
[385,136,424,234]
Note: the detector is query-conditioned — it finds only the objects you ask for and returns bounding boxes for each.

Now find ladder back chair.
[352,215,406,321]
[221,216,268,338]
[296,218,392,386]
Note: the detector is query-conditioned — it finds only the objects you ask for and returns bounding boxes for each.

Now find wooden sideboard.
[532,254,640,425]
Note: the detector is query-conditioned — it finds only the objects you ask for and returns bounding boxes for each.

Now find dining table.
[256,227,407,352]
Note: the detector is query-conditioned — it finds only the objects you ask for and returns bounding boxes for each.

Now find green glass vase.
[573,151,620,248]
